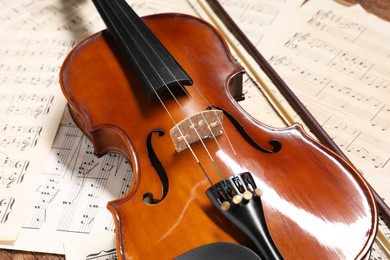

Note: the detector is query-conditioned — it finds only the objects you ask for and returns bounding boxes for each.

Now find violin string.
[101,1,222,186]
[172,74,241,165]
[190,84,241,159]
[114,0,247,179]
[164,73,243,176]
[104,0,227,185]
[196,0,293,127]
[174,84,244,175]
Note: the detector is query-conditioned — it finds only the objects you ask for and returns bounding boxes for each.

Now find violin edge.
[288,123,378,259]
[59,11,378,260]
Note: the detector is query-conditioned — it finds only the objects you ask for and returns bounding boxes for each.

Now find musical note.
[362,73,390,89]
[0,0,203,254]
[346,145,386,169]
[1,110,132,253]
[0,31,77,241]
[307,9,366,41]
[0,0,387,258]
[235,8,390,251]
[268,53,390,134]
[219,0,282,43]
[281,31,390,87]
[0,121,42,151]
[0,0,91,31]
[63,231,117,260]
[57,146,131,234]
[371,105,390,132]
[0,93,54,119]
[0,152,29,188]
[86,248,117,260]
[0,197,15,224]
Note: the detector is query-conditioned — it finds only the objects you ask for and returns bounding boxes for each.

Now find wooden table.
[1,0,388,259]
[0,250,64,260]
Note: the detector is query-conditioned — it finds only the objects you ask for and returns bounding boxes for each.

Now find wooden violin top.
[60,9,377,259]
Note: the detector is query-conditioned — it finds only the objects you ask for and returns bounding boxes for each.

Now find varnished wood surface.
[1,0,388,259]
[0,250,64,260]
[336,0,390,21]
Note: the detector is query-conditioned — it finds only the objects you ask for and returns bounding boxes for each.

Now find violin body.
[60,13,377,259]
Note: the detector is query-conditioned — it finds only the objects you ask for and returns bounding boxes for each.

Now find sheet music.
[64,232,117,260]
[256,0,390,202]
[191,0,390,258]
[0,31,75,241]
[194,0,390,206]
[0,0,199,256]
[211,0,305,45]
[0,0,319,257]
[256,1,390,258]
[2,108,133,254]
[188,0,306,128]
[1,0,389,258]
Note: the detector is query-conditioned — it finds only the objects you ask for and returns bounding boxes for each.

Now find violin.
[59,0,377,259]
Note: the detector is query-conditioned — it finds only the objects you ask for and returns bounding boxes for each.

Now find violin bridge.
[170,110,223,152]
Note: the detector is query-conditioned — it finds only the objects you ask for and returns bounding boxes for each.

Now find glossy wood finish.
[207,0,390,237]
[60,14,377,259]
[336,0,390,21]
[3,0,388,259]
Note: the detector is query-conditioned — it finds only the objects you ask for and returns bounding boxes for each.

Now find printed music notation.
[282,32,390,88]
[0,0,198,33]
[85,249,117,260]
[64,231,117,260]
[0,31,75,241]
[0,0,99,32]
[1,93,54,120]
[371,214,390,260]
[212,0,390,180]
[0,0,389,259]
[188,0,305,127]
[3,109,133,254]
[0,0,201,257]
[257,0,390,179]
[260,1,390,257]
[0,197,15,224]
[267,54,390,134]
[306,8,390,57]
[192,0,390,258]
[0,153,29,189]
[214,0,305,45]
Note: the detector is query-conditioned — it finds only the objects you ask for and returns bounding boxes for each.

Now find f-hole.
[207,106,282,153]
[144,129,169,204]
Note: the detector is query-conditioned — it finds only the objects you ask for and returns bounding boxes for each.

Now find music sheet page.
[232,0,390,257]
[191,0,390,258]
[1,0,389,259]
[258,0,390,206]
[189,0,306,128]
[0,0,306,258]
[0,32,72,241]
[0,0,200,258]
[195,0,390,214]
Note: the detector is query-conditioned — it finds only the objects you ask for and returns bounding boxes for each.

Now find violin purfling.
[59,0,377,259]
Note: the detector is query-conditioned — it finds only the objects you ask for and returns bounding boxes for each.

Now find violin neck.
[92,0,192,97]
